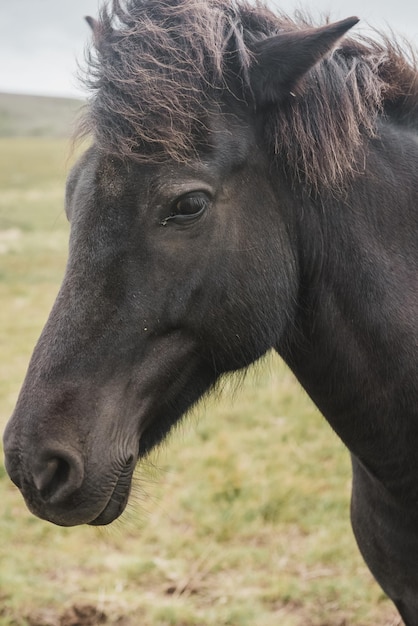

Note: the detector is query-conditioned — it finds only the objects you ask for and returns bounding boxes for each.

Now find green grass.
[0,138,400,626]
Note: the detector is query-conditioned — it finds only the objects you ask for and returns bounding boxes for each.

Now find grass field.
[0,137,401,626]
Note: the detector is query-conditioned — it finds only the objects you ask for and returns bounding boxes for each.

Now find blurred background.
[0,2,416,625]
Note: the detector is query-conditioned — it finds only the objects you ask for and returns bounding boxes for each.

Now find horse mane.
[78,0,418,190]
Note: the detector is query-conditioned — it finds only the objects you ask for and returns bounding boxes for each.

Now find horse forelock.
[77,0,418,191]
[78,0,257,162]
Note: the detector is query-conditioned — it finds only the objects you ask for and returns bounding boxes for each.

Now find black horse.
[3,1,418,622]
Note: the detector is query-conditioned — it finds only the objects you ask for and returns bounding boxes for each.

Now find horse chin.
[88,462,135,526]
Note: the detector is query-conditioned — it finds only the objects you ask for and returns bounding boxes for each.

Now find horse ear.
[85,15,99,34]
[250,16,359,105]
[85,15,108,48]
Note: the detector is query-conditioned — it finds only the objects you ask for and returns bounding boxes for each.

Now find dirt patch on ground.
[26,604,126,626]
[2,600,402,626]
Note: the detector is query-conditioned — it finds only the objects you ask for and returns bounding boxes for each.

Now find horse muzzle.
[3,418,136,526]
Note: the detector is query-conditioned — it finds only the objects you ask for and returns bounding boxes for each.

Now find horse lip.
[87,459,135,526]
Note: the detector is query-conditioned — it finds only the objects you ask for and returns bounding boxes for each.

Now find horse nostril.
[33,457,67,495]
[32,450,84,504]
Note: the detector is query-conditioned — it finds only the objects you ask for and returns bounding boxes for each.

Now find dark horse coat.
[3,1,418,623]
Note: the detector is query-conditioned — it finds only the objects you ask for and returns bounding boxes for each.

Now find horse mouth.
[88,461,135,526]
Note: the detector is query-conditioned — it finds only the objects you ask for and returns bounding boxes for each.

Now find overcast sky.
[1,0,417,98]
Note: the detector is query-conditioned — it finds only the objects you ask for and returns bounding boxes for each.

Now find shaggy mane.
[78,0,418,189]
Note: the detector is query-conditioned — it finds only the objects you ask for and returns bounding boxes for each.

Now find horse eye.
[160,192,210,226]
[175,192,209,215]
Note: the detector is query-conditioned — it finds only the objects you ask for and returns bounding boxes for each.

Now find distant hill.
[0,92,84,138]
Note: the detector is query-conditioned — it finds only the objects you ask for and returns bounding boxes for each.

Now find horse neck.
[278,118,418,499]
